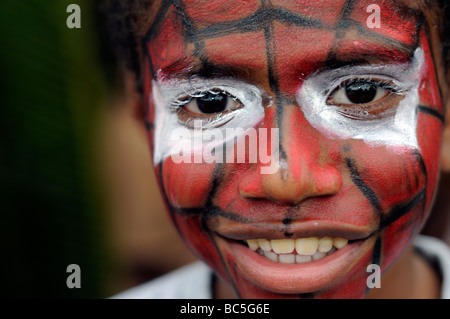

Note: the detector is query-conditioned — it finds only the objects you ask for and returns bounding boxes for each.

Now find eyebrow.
[148,0,424,81]
[159,58,259,83]
[326,41,416,69]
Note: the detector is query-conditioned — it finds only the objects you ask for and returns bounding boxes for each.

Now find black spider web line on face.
[345,157,383,218]
[408,150,428,243]
[325,0,356,64]
[418,105,445,124]
[201,163,244,298]
[193,5,323,40]
[261,0,289,169]
[141,0,174,131]
[345,151,428,233]
[346,148,427,280]
[377,150,428,232]
[172,0,209,64]
[143,0,173,76]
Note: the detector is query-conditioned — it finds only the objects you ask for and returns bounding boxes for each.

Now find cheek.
[155,159,231,278]
[171,210,232,283]
[377,32,445,271]
[159,159,216,208]
[416,33,445,210]
[346,144,427,214]
[382,206,422,267]
[417,114,443,207]
[346,141,438,282]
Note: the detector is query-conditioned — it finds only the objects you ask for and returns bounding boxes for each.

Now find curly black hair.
[99,0,450,91]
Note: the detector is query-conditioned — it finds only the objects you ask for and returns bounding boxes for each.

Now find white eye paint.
[297,48,425,149]
[151,77,269,165]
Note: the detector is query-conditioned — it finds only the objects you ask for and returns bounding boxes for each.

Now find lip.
[215,219,375,241]
[214,220,376,295]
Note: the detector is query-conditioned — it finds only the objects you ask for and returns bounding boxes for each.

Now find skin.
[131,0,450,298]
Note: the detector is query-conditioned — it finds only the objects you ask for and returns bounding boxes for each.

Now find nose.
[238,106,342,205]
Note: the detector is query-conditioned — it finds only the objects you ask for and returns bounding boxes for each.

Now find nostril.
[238,169,265,199]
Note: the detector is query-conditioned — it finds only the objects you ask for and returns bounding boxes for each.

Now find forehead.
[145,0,422,93]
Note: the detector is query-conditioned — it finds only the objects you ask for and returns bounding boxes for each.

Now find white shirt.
[112,235,450,299]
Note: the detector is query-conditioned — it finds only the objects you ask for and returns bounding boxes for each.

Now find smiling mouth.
[213,219,376,294]
[244,237,349,264]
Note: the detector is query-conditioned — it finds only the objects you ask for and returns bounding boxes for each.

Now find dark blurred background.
[0,0,448,299]
[0,0,196,299]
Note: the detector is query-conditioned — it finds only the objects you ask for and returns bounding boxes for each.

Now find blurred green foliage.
[0,0,111,298]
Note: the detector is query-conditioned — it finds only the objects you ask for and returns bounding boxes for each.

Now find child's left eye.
[325,79,403,120]
[327,80,392,106]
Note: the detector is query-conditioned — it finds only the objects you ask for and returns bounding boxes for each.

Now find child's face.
[142,0,448,298]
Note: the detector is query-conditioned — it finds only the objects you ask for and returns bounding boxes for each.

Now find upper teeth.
[246,237,348,263]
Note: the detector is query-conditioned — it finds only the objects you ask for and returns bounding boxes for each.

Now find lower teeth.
[257,247,337,264]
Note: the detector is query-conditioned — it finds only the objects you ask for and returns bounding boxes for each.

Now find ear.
[123,69,146,132]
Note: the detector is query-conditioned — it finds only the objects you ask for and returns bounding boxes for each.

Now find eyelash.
[165,73,408,128]
[170,89,239,109]
[169,88,242,128]
[328,77,403,97]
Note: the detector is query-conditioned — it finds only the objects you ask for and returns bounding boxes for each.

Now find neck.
[366,245,441,299]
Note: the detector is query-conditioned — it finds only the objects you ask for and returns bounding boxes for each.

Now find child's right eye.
[171,89,244,128]
[158,77,269,130]
[178,90,243,115]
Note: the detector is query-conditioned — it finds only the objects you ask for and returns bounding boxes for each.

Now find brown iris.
[327,79,405,120]
[196,92,229,113]
[344,81,378,104]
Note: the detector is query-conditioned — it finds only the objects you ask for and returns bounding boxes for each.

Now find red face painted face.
[143,0,445,298]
